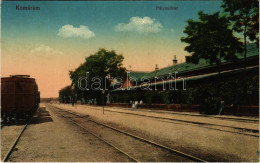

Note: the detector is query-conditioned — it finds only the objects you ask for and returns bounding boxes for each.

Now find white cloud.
[115,16,163,34]
[30,44,63,56]
[170,28,175,33]
[58,24,95,39]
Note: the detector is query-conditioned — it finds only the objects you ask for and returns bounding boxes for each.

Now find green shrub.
[145,91,154,105]
[182,88,195,105]
[200,97,221,115]
[160,91,171,104]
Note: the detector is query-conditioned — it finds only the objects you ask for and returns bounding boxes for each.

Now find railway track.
[59,103,259,123]
[51,105,207,162]
[54,110,139,162]
[110,107,259,123]
[85,106,259,137]
[1,124,28,162]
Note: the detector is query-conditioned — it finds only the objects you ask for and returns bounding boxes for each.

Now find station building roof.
[111,65,258,92]
[130,43,259,80]
[127,71,147,80]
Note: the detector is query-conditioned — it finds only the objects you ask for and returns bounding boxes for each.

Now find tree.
[59,86,73,103]
[69,48,126,105]
[181,11,243,96]
[221,0,259,104]
[222,0,259,48]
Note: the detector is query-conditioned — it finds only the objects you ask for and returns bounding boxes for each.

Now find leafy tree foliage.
[59,85,73,103]
[69,48,126,105]
[59,85,73,97]
[221,0,259,45]
[181,11,243,96]
[221,0,259,104]
[181,11,243,66]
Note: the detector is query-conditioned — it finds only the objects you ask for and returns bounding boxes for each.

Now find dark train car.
[1,75,40,120]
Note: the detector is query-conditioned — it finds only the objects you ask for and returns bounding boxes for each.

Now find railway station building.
[108,43,259,116]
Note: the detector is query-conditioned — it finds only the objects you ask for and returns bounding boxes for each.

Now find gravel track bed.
[55,109,195,162]
[51,103,259,162]
[6,104,133,162]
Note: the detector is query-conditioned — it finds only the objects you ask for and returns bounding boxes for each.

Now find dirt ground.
[78,105,259,131]
[51,103,259,162]
[55,108,194,162]
[5,104,132,162]
[1,124,26,160]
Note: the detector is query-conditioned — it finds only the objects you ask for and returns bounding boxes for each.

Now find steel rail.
[108,107,259,123]
[54,109,140,162]
[87,106,259,135]
[52,106,207,162]
[2,124,28,162]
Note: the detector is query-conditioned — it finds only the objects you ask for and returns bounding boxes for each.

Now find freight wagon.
[1,75,40,121]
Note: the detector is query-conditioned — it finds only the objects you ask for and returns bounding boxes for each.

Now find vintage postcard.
[1,0,259,162]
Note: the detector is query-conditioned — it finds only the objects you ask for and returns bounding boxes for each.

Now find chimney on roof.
[129,65,132,72]
[173,55,178,65]
[155,64,159,71]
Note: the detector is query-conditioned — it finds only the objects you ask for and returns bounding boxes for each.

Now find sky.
[1,1,223,97]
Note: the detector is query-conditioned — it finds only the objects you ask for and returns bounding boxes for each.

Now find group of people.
[130,99,227,115]
[130,100,143,109]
